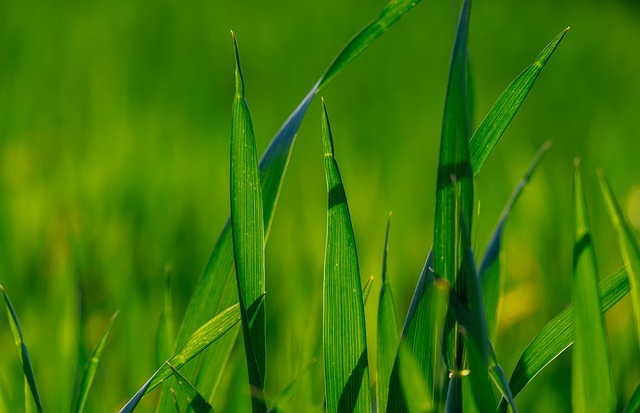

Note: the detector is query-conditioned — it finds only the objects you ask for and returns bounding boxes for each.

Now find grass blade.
[377,215,399,412]
[624,382,640,413]
[168,365,216,413]
[322,100,371,413]
[469,28,569,177]
[571,162,616,412]
[363,275,375,305]
[397,342,435,413]
[1,285,43,413]
[156,268,175,366]
[268,358,317,413]
[479,141,550,337]
[73,311,119,413]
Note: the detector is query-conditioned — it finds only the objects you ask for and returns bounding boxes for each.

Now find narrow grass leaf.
[363,275,375,305]
[168,365,216,413]
[571,162,616,412]
[156,268,175,366]
[322,100,371,413]
[268,358,317,413]
[73,311,119,413]
[598,171,640,345]
[0,285,43,413]
[479,142,550,337]
[397,342,434,413]
[624,382,640,413]
[470,28,568,177]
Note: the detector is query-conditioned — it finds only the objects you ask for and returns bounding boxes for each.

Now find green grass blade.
[363,275,375,305]
[377,215,399,413]
[397,342,435,413]
[156,268,175,366]
[73,310,119,413]
[269,359,317,413]
[598,171,640,345]
[470,28,568,177]
[168,365,216,413]
[479,142,550,337]
[322,100,371,413]
[624,382,640,413]
[230,33,268,413]
[571,162,616,412]
[0,285,43,413]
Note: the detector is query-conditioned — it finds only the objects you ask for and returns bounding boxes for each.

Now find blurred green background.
[1,0,639,411]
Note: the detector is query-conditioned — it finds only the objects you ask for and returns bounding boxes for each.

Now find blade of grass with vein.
[0,285,43,413]
[571,162,616,412]
[168,365,216,413]
[230,33,267,413]
[322,100,371,413]
[73,311,119,413]
[377,215,399,413]
[598,171,640,345]
[479,141,550,338]
[624,382,640,413]
[469,28,568,177]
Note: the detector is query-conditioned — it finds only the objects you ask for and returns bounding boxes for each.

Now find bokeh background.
[1,0,639,411]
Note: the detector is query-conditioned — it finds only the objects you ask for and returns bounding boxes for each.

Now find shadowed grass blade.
[1,285,43,413]
[479,142,550,337]
[230,33,267,413]
[73,311,119,413]
[571,162,615,412]
[168,365,216,413]
[322,100,371,413]
[624,382,640,413]
[470,28,568,177]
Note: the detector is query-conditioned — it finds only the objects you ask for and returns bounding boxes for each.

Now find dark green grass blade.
[499,266,629,410]
[469,28,569,177]
[397,342,435,413]
[598,171,640,345]
[156,268,175,366]
[624,382,640,413]
[377,215,399,413]
[479,142,550,338]
[572,163,616,412]
[168,365,216,413]
[322,100,371,413]
[73,311,119,413]
[230,33,267,413]
[0,285,43,413]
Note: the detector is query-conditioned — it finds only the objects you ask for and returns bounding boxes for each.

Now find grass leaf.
[156,267,175,366]
[397,342,435,413]
[363,275,375,305]
[322,100,371,413]
[168,365,216,413]
[624,382,640,413]
[269,358,317,413]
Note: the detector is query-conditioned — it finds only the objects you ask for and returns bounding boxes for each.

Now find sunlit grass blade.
[322,100,371,413]
[168,365,216,413]
[571,162,616,412]
[479,142,550,337]
[469,27,568,177]
[397,342,434,413]
[598,171,640,344]
[73,310,119,413]
[363,275,375,305]
[0,285,43,413]
[377,215,399,413]
[624,382,640,413]
[499,266,629,410]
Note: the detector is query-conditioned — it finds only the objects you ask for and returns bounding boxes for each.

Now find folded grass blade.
[1,285,43,413]
[322,100,371,413]
[168,365,216,413]
[470,28,568,177]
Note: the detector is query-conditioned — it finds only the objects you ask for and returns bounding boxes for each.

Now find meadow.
[1,0,639,411]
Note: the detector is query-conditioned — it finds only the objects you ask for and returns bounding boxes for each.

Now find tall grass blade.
[479,142,550,337]
[73,311,119,413]
[624,382,640,413]
[571,162,616,412]
[0,285,43,413]
[397,342,435,413]
[156,268,175,366]
[598,171,640,345]
[469,28,568,177]
[168,365,216,413]
[322,100,371,413]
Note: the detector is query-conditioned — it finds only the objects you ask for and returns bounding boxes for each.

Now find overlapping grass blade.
[397,342,434,413]
[0,285,43,413]
[73,311,119,413]
[168,365,216,413]
[499,266,629,410]
[322,100,371,413]
[469,28,568,177]
[624,382,640,413]
[479,142,550,337]
[377,215,399,412]
[598,171,640,344]
[571,162,615,412]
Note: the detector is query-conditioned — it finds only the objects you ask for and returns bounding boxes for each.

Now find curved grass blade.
[624,382,640,413]
[168,365,216,413]
[598,171,640,345]
[499,266,629,410]
[73,310,119,413]
[1,285,43,413]
[377,215,399,413]
[470,28,569,177]
[571,162,615,412]
[322,100,371,413]
[479,141,551,337]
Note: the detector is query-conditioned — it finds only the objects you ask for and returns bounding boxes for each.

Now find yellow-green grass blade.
[168,365,216,413]
[230,33,268,413]
[469,28,568,177]
[322,100,371,413]
[73,311,119,413]
[363,275,375,305]
[377,215,399,413]
[499,266,629,410]
[598,171,640,345]
[479,142,550,338]
[624,382,640,413]
[397,342,435,413]
[1,285,43,413]
[156,268,175,367]
[572,162,616,412]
